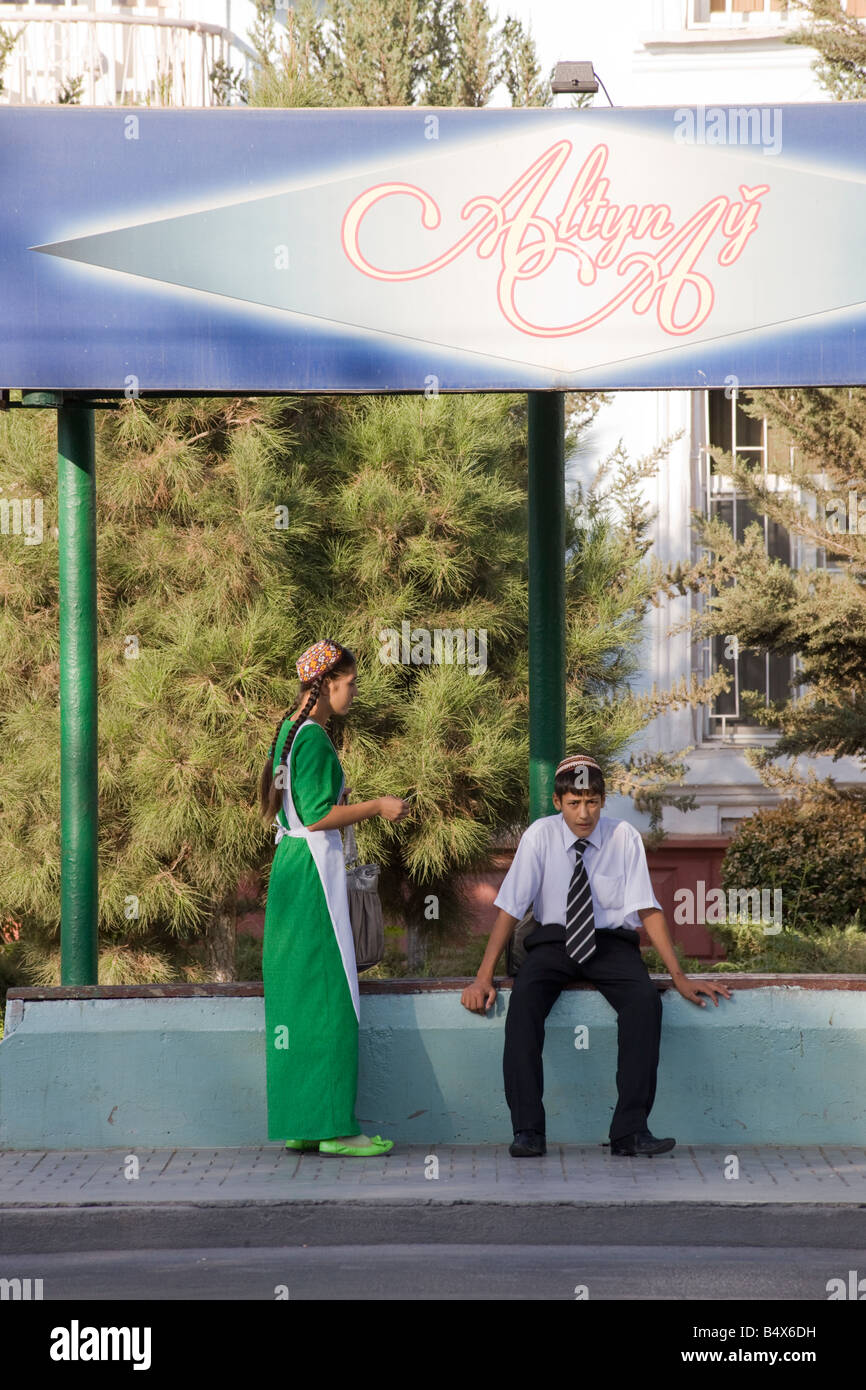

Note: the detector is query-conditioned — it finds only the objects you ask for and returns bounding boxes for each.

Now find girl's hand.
[378,795,411,822]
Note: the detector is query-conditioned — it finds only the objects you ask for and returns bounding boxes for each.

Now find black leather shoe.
[610,1129,676,1156]
[509,1130,547,1157]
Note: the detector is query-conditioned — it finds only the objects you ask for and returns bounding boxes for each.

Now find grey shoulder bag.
[343,820,385,972]
[504,909,541,976]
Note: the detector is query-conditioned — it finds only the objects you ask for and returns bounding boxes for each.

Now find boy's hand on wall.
[674,976,733,1007]
[461,980,497,1013]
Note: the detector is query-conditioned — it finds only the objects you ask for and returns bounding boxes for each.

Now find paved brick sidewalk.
[2,1145,865,1206]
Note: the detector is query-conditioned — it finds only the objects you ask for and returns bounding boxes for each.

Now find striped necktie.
[565,837,597,963]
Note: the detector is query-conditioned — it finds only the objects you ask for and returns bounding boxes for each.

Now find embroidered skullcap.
[556,753,601,775]
[296,638,344,683]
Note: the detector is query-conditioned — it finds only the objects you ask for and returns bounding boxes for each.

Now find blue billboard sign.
[2,103,866,393]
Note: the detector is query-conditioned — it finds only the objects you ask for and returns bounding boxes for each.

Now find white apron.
[274,721,360,1022]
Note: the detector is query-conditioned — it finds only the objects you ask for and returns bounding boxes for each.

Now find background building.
[0,0,258,106]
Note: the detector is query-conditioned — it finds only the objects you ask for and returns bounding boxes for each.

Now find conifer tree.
[0,392,723,982]
[786,0,866,99]
[243,0,554,109]
[0,26,18,96]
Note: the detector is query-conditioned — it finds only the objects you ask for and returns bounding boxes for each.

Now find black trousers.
[503,923,663,1143]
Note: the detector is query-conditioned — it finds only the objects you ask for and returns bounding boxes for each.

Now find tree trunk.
[203,898,237,982]
[405,918,426,973]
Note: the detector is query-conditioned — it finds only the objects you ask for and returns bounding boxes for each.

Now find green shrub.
[706,919,777,962]
[721,791,866,932]
[706,922,866,974]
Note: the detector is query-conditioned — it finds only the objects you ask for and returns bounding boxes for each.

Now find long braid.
[273,676,322,799]
[266,709,295,765]
[257,678,321,828]
[258,640,355,829]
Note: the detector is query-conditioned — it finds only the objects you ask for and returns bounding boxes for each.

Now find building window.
[691,0,866,16]
[699,389,797,739]
[689,0,789,24]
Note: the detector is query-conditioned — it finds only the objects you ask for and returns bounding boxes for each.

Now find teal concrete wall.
[1,986,865,1149]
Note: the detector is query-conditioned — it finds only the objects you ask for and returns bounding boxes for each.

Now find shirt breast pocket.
[592,873,625,913]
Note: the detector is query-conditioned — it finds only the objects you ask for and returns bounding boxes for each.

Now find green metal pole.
[57,404,99,984]
[527,392,566,824]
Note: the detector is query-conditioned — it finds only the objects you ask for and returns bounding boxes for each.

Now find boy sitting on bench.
[461,753,732,1156]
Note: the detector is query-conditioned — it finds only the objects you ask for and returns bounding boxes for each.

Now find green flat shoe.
[284,1139,320,1151]
[318,1134,394,1157]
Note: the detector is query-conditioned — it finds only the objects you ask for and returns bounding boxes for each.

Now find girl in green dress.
[258,639,410,1157]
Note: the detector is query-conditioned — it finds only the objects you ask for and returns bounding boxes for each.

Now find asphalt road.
[1,1243,860,1300]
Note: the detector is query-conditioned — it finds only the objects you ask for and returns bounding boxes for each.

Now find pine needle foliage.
[785,0,866,100]
[0,391,718,981]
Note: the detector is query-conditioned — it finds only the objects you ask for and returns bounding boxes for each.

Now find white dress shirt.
[493,813,661,931]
